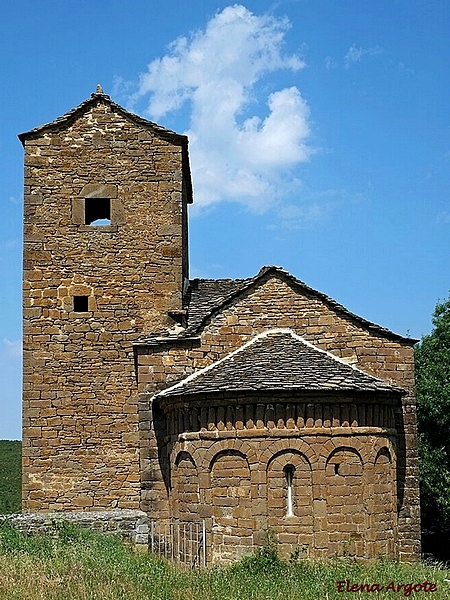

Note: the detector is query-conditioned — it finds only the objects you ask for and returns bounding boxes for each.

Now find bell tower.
[20,89,192,510]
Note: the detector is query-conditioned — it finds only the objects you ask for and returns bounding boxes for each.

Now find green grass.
[0,440,21,514]
[0,524,449,600]
[0,442,448,598]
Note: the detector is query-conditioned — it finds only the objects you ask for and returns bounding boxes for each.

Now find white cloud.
[276,202,328,228]
[2,338,21,358]
[344,44,383,68]
[268,186,366,229]
[131,4,312,211]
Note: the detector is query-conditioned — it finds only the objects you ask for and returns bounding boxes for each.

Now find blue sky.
[1,0,449,439]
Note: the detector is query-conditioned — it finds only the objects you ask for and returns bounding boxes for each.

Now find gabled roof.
[182,266,417,344]
[156,329,405,398]
[18,89,193,203]
[18,90,187,144]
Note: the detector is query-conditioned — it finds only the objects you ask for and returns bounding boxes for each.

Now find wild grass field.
[1,442,449,599]
[0,523,450,600]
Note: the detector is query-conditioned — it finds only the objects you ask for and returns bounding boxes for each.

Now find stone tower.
[20,90,192,510]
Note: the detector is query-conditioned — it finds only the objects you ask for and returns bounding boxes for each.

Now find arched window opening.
[284,464,295,517]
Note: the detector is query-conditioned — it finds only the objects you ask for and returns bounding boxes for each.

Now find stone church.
[20,89,420,563]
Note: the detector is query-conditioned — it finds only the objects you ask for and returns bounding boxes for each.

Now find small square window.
[84,198,111,226]
[73,296,89,312]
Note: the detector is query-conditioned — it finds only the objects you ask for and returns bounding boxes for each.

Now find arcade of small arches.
[168,436,397,563]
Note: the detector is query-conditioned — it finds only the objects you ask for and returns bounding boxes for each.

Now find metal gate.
[149,520,207,567]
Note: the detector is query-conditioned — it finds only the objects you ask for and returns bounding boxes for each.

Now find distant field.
[0,440,21,513]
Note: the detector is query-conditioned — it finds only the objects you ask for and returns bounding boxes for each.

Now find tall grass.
[1,442,449,598]
[0,523,449,600]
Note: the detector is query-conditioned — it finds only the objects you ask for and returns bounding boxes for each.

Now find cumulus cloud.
[131,4,313,211]
[344,44,383,68]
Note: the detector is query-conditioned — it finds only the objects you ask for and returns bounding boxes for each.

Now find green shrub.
[416,296,450,529]
[232,531,284,574]
[0,521,56,558]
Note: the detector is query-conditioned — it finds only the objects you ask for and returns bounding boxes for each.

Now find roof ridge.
[156,328,281,398]
[186,266,417,344]
[155,328,403,399]
[18,92,188,144]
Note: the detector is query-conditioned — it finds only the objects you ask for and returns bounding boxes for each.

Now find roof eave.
[158,386,406,402]
[18,92,189,146]
[187,265,418,344]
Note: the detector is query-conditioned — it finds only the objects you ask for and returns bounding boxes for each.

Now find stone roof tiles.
[156,329,405,398]
[135,265,416,346]
[18,91,187,144]
[181,265,417,343]
[184,276,251,333]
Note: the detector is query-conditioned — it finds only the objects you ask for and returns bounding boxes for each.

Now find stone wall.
[163,394,398,563]
[0,510,149,549]
[137,274,419,561]
[21,94,190,510]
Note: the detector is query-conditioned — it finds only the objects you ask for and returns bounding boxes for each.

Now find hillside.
[0,440,21,513]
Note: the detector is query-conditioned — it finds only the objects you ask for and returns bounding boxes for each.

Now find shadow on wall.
[152,400,171,494]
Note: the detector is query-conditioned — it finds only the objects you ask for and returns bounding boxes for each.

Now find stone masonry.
[21,90,420,564]
[0,510,149,549]
[20,91,191,511]
[137,273,419,563]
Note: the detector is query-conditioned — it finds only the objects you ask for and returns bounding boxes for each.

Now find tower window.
[84,198,111,226]
[73,184,122,231]
[73,296,89,312]
[284,464,295,517]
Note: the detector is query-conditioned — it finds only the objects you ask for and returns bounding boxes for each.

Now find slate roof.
[138,265,416,344]
[156,329,405,398]
[184,276,251,334]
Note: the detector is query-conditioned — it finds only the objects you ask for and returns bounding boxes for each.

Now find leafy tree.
[415,296,450,529]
